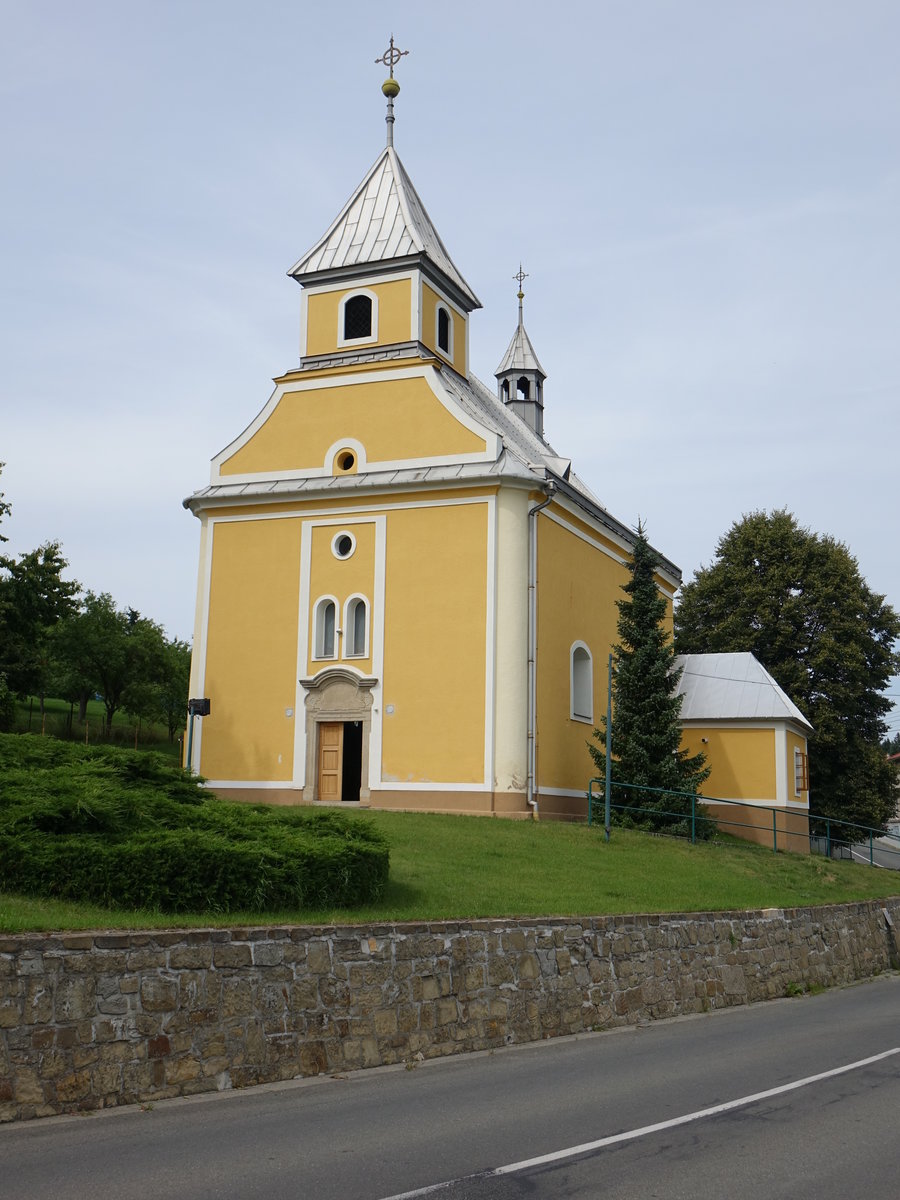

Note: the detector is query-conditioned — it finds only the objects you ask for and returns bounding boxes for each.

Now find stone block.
[55,1069,91,1102]
[213,944,252,969]
[168,945,213,970]
[166,1056,202,1085]
[306,942,332,974]
[374,1009,397,1036]
[252,943,284,967]
[55,976,96,1022]
[221,978,254,1019]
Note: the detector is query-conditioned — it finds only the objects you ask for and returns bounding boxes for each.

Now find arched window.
[436,305,451,355]
[570,643,593,722]
[343,294,372,341]
[344,596,369,658]
[501,380,510,402]
[516,376,530,400]
[314,598,337,660]
[338,289,378,346]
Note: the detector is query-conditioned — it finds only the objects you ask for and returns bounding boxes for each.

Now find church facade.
[184,68,808,832]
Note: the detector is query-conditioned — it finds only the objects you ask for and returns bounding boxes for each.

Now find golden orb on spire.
[382,77,400,98]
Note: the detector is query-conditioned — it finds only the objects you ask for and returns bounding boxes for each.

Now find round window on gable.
[332,531,356,560]
[336,450,356,472]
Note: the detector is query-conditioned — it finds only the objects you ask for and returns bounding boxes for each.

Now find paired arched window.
[312,594,370,661]
[570,642,593,722]
[344,596,369,658]
[339,290,377,345]
[436,304,452,357]
[313,597,338,660]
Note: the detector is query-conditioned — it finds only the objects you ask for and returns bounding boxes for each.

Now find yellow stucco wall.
[219,376,486,476]
[535,512,631,792]
[421,282,466,376]
[381,502,487,783]
[200,518,301,782]
[305,279,411,357]
[680,726,777,800]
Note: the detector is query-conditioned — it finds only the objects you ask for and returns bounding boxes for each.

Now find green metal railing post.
[604,653,613,843]
[826,819,831,859]
[870,829,874,866]
[773,808,777,853]
[691,795,696,844]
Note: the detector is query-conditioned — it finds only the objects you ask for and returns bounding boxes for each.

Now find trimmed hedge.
[0,734,389,912]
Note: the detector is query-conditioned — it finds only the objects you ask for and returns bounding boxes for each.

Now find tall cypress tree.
[590,522,710,835]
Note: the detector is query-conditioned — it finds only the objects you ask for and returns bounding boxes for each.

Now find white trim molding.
[570,640,593,723]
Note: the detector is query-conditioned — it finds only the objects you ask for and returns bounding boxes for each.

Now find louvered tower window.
[437,307,450,353]
[343,294,372,340]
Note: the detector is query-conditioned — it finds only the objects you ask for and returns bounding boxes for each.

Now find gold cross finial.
[376,35,408,79]
[377,36,408,146]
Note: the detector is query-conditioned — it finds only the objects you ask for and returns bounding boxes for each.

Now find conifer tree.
[590,522,710,836]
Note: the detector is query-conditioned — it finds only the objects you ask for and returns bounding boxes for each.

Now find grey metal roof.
[675,653,812,730]
[495,321,546,377]
[288,147,481,310]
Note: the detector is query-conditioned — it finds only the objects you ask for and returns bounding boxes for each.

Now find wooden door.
[317,722,343,801]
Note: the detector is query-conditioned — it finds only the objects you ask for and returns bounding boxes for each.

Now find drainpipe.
[526,479,556,820]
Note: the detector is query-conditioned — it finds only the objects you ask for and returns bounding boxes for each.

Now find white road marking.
[378,1046,900,1199]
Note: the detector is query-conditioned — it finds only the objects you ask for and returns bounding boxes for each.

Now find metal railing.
[586,778,900,868]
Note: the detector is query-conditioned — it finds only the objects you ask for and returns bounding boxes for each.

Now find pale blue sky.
[2,1,898,731]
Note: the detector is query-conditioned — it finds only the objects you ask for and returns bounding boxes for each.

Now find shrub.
[0,733,389,913]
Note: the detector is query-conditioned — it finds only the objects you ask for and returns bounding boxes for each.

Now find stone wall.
[2,898,899,1122]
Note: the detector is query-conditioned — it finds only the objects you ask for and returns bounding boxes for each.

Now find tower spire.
[495,265,547,438]
[375,35,408,148]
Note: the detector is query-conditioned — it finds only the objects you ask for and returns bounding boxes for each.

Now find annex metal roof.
[288,147,481,310]
[675,653,812,730]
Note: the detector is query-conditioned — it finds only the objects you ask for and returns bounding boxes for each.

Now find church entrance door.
[316,720,363,803]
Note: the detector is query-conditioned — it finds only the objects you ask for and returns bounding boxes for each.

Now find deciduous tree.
[675,510,900,832]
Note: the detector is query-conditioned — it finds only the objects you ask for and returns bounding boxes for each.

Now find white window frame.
[794,747,809,796]
[435,302,453,361]
[312,595,339,660]
[331,530,357,560]
[343,594,370,659]
[338,288,379,348]
[570,641,593,723]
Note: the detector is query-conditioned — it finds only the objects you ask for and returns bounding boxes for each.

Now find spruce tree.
[590,522,710,836]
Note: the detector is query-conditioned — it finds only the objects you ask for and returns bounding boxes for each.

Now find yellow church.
[184,55,810,834]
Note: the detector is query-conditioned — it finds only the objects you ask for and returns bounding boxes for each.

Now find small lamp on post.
[185,698,210,774]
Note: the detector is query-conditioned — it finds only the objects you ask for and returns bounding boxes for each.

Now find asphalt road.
[3,974,900,1200]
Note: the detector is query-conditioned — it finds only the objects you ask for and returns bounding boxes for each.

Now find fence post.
[604,653,613,843]
[870,829,874,866]
[826,819,831,859]
[691,795,696,844]
[773,807,777,853]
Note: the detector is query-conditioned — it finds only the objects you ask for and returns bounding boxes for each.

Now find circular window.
[332,531,356,559]
[336,450,356,472]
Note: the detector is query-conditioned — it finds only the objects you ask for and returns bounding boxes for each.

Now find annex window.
[313,597,338,660]
[570,642,593,723]
[794,747,809,795]
[436,304,452,357]
[339,290,378,345]
[344,596,369,658]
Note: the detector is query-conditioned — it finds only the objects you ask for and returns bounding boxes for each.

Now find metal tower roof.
[288,146,481,310]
